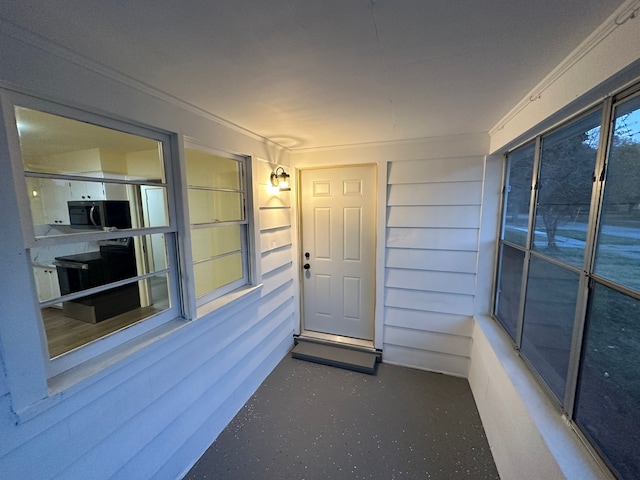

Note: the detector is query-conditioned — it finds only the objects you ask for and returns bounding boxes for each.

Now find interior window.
[14,105,176,361]
[185,148,249,304]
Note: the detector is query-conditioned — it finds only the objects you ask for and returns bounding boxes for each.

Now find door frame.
[293,162,387,350]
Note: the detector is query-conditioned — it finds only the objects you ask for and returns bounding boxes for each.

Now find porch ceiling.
[0,0,625,150]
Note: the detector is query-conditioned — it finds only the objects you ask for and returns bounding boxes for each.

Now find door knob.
[303,263,310,270]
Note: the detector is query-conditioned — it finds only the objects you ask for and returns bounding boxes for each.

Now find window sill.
[470,314,613,480]
[195,283,263,319]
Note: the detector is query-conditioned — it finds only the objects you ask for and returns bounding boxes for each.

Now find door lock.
[304,252,310,259]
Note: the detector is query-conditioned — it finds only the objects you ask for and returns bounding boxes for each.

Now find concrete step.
[291,340,379,374]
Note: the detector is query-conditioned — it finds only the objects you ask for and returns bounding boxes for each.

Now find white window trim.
[182,138,262,319]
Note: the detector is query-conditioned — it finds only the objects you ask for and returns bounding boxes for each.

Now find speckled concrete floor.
[184,354,499,480]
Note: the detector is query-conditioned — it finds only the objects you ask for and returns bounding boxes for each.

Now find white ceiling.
[0,0,626,150]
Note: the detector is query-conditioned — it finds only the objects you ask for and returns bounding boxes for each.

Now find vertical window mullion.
[491,155,508,321]
[563,97,615,416]
[515,136,543,349]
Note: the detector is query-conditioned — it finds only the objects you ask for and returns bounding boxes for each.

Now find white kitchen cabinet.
[70,179,105,201]
[40,178,72,225]
[33,266,62,306]
[40,179,107,225]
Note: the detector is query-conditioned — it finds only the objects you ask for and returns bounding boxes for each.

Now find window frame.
[182,139,262,317]
[0,88,185,412]
[492,79,640,479]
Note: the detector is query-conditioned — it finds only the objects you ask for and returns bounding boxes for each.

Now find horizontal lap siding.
[387,205,481,228]
[388,181,483,206]
[0,160,296,479]
[387,227,479,251]
[0,286,296,479]
[388,156,485,184]
[385,269,476,295]
[386,248,477,273]
[62,303,295,480]
[260,227,292,253]
[383,156,483,377]
[385,288,474,316]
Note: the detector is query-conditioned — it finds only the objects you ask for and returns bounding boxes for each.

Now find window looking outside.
[594,94,640,291]
[493,85,640,480]
[494,244,525,341]
[185,148,249,304]
[13,104,177,366]
[574,284,640,480]
[533,110,601,268]
[521,256,579,399]
[494,141,535,341]
[502,142,535,247]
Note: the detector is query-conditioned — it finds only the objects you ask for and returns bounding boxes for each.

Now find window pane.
[191,225,241,262]
[16,104,170,237]
[574,284,640,480]
[188,189,244,224]
[494,244,525,341]
[594,95,640,292]
[15,106,165,182]
[193,253,243,297]
[26,177,169,235]
[186,148,248,304]
[31,235,167,302]
[41,273,169,358]
[503,143,535,246]
[185,149,241,190]
[533,110,601,267]
[521,256,579,400]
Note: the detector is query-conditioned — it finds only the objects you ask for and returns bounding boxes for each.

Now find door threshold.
[295,331,381,360]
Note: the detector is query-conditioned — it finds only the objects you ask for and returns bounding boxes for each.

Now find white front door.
[300,165,376,341]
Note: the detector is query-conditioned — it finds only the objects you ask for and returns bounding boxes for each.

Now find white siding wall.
[383,156,484,376]
[292,134,489,377]
[257,159,295,297]
[0,29,296,480]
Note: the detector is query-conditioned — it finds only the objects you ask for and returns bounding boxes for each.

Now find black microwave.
[68,200,132,229]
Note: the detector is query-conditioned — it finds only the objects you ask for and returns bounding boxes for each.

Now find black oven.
[54,238,140,323]
[68,200,132,229]
[55,251,106,295]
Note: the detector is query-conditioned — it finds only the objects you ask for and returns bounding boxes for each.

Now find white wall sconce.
[270,166,291,192]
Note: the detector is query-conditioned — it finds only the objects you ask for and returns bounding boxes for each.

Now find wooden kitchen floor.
[42,306,161,358]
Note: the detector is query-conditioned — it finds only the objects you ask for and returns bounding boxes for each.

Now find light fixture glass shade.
[270,167,291,192]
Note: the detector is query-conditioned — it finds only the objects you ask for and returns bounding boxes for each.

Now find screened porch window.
[493,83,640,480]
